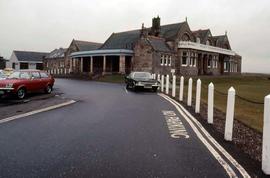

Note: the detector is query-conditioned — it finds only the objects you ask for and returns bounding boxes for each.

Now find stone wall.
[133,38,153,72]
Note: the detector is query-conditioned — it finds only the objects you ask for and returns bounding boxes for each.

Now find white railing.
[178,41,236,56]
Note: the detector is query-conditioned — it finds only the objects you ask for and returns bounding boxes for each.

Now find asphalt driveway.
[0,79,248,178]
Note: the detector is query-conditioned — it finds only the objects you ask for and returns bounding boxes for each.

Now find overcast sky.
[0,0,269,73]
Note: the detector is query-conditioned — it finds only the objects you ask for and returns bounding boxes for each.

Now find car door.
[30,71,42,91]
[40,72,50,88]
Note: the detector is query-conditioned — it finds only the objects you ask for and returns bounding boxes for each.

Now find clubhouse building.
[45,16,242,76]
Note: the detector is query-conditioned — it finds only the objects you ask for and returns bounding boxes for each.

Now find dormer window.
[206,40,210,46]
[196,37,200,44]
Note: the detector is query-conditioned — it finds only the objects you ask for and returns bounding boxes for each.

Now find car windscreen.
[133,72,152,79]
[8,72,30,79]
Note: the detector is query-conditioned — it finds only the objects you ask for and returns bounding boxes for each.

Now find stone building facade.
[61,16,242,77]
[43,48,66,74]
[42,17,242,76]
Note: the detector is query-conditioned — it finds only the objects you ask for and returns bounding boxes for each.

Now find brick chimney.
[151,16,161,37]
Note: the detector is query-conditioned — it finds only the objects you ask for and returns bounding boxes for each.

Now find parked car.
[0,70,7,80]
[0,70,55,99]
[3,68,14,76]
[125,72,160,92]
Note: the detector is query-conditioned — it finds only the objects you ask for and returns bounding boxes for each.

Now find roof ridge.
[74,39,102,44]
[14,50,49,54]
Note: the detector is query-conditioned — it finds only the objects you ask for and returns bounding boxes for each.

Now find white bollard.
[195,79,201,113]
[208,82,214,124]
[166,74,169,95]
[263,95,270,174]
[161,75,164,92]
[224,87,236,141]
[172,75,176,97]
[157,74,160,82]
[179,76,184,101]
[187,78,193,106]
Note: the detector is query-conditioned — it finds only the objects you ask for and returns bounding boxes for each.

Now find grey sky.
[0,0,269,73]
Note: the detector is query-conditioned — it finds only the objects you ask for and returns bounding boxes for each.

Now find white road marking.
[159,93,250,178]
[162,110,189,139]
[0,100,76,125]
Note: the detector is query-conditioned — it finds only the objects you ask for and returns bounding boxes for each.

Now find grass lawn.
[95,74,125,83]
[179,75,270,132]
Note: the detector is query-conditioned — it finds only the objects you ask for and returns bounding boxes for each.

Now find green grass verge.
[178,75,270,132]
[95,74,125,84]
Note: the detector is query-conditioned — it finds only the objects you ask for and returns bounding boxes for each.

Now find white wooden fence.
[154,73,270,175]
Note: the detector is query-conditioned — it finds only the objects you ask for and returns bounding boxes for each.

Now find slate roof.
[14,51,49,62]
[45,48,67,59]
[100,30,141,50]
[100,22,187,50]
[147,37,172,52]
[73,40,102,51]
[159,22,186,40]
[192,29,211,44]
[212,35,230,48]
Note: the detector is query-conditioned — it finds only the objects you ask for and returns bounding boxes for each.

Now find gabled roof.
[100,30,141,50]
[160,22,187,41]
[100,22,186,50]
[73,40,102,51]
[192,29,212,44]
[13,51,49,62]
[147,37,172,53]
[212,35,231,49]
[46,48,67,59]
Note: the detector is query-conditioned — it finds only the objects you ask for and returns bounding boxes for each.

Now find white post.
[172,75,176,97]
[179,76,184,101]
[90,56,93,74]
[224,87,236,141]
[157,74,160,82]
[208,82,214,124]
[187,78,192,106]
[195,79,201,113]
[153,73,156,80]
[263,95,270,174]
[161,75,164,92]
[166,75,169,95]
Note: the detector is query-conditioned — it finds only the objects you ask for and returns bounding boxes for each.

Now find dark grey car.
[125,72,160,92]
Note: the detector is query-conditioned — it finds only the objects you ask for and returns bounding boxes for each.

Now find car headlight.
[137,82,142,85]
[5,83,13,88]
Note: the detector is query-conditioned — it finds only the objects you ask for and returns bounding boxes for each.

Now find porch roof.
[70,49,134,58]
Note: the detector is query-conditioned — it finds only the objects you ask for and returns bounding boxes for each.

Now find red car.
[0,70,55,99]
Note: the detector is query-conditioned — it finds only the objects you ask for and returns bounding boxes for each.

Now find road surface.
[0,79,249,178]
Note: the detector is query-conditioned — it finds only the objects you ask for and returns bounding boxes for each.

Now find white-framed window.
[160,55,164,66]
[181,52,188,66]
[196,37,200,44]
[164,55,168,66]
[208,58,212,68]
[224,62,228,72]
[193,58,196,67]
[168,56,172,66]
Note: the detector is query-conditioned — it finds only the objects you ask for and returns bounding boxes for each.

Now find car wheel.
[152,87,158,92]
[126,83,130,90]
[45,85,52,94]
[17,88,26,99]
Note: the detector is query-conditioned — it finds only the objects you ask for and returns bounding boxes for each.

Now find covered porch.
[70,49,134,76]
